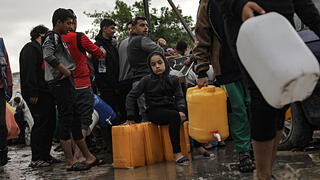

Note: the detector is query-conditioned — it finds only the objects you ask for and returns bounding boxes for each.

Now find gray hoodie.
[42,31,75,82]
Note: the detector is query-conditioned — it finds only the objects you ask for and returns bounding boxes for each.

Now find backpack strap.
[76,32,86,55]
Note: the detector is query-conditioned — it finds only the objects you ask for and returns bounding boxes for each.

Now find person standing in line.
[91,18,122,152]
[118,20,134,122]
[213,0,320,179]
[61,9,105,163]
[0,37,13,167]
[193,0,253,172]
[20,25,60,168]
[42,8,102,171]
[126,16,164,123]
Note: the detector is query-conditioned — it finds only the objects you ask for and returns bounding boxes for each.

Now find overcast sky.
[0,0,198,73]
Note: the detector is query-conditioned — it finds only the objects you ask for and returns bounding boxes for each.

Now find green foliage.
[84,0,194,47]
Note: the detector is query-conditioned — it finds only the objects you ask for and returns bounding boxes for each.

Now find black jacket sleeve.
[294,0,320,37]
[126,77,146,120]
[19,43,39,98]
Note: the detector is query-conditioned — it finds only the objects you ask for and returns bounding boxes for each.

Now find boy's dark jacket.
[126,52,186,120]
[93,33,119,90]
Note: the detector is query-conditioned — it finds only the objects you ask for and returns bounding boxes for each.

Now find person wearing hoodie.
[212,0,320,179]
[92,18,123,153]
[126,51,212,165]
[20,25,59,168]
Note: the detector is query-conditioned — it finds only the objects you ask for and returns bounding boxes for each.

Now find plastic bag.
[6,103,20,139]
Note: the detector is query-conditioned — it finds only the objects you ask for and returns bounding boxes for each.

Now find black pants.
[26,92,56,161]
[223,16,287,141]
[49,78,83,141]
[74,87,94,131]
[0,88,7,150]
[147,108,181,153]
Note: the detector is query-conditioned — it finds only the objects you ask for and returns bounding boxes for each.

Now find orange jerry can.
[187,86,229,143]
[159,121,192,161]
[112,124,146,168]
[142,122,164,165]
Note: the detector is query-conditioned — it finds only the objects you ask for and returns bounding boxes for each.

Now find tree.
[84,0,194,47]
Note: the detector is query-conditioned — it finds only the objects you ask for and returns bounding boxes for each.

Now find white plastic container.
[237,12,320,108]
[87,109,99,136]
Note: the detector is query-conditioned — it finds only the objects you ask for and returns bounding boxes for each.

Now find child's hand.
[179,112,186,122]
[124,120,135,125]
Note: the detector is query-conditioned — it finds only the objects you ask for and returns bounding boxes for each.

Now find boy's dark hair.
[30,25,49,41]
[132,17,147,26]
[52,8,74,27]
[100,19,116,30]
[14,97,21,104]
[176,41,188,51]
[68,9,77,20]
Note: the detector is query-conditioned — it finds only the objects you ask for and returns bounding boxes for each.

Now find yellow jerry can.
[186,86,229,143]
[112,124,146,168]
[142,122,164,165]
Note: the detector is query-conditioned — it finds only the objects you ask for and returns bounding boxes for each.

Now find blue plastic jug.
[93,94,116,128]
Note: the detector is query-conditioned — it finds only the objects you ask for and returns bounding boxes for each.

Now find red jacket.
[61,32,103,88]
[0,38,12,89]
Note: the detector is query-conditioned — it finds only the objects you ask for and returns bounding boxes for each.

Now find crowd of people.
[0,0,320,179]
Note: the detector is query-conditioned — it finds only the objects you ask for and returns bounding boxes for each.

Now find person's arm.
[173,76,187,121]
[126,77,146,122]
[294,0,320,37]
[80,33,105,59]
[193,0,212,87]
[141,37,164,54]
[43,34,70,77]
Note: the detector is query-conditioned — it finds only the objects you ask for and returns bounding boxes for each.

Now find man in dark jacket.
[20,25,58,168]
[194,0,253,172]
[0,37,13,167]
[127,16,164,121]
[92,18,123,152]
[213,0,320,179]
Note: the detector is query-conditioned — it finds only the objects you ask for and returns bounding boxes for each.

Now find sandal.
[176,156,189,166]
[29,160,51,168]
[239,153,254,173]
[47,156,61,164]
[67,162,91,171]
[87,158,105,167]
[202,150,215,159]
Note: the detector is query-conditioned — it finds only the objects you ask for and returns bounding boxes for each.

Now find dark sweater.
[126,52,185,120]
[127,34,164,81]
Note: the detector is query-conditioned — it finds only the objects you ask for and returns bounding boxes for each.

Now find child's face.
[150,55,166,75]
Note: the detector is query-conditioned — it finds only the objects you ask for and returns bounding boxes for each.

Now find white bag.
[237,12,320,108]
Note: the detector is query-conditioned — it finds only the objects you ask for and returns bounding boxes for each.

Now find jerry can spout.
[210,130,222,142]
